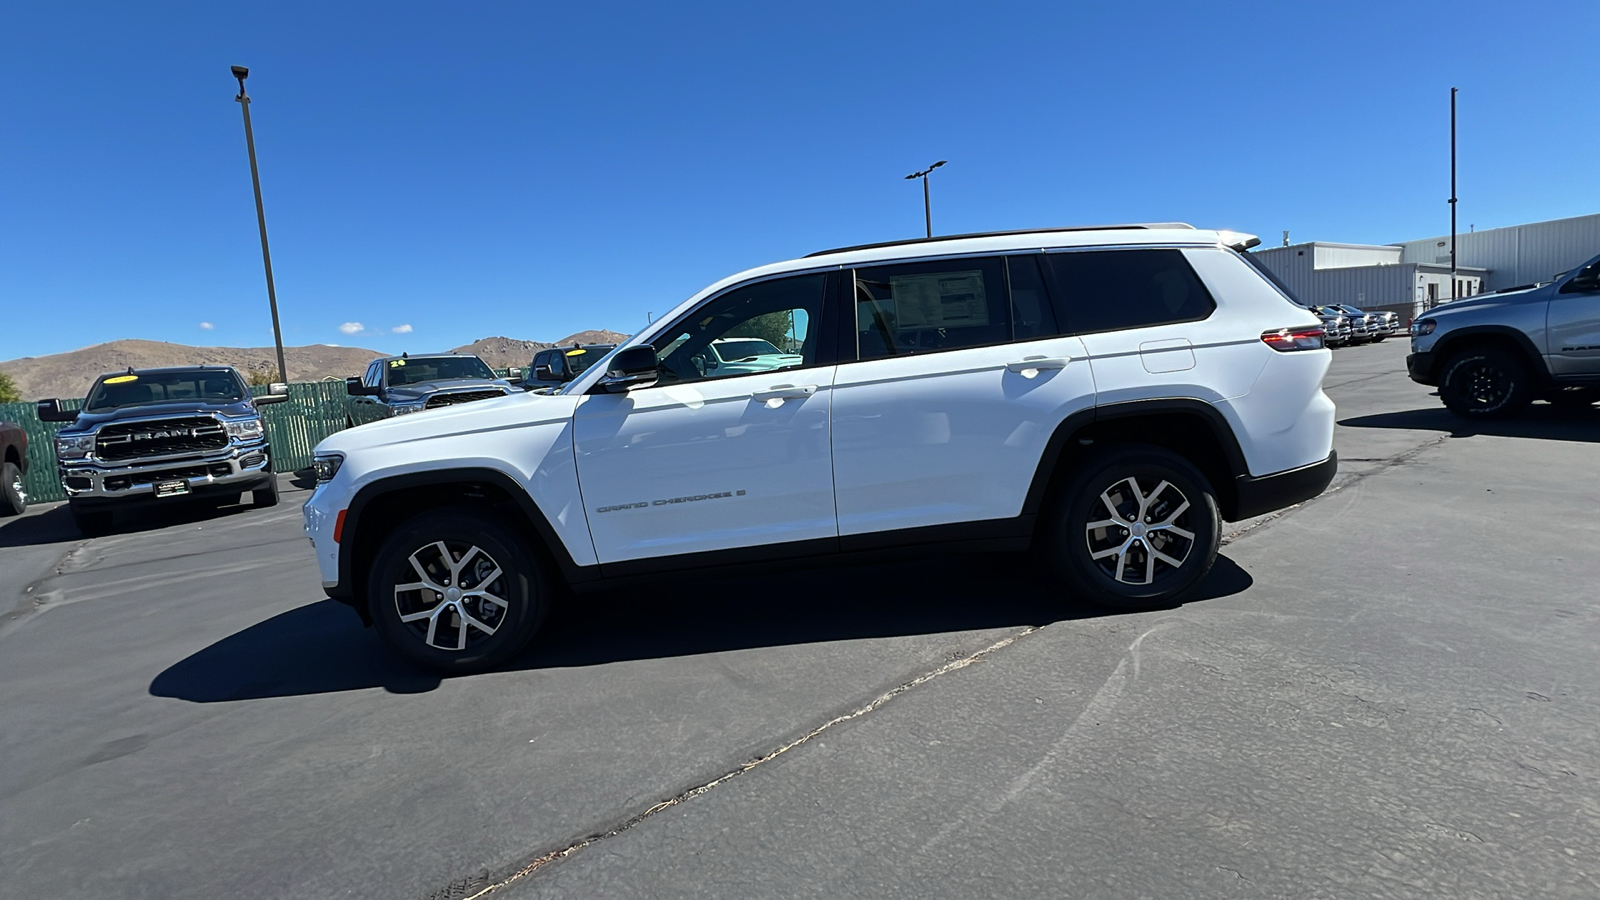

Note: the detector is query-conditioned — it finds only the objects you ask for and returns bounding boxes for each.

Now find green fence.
[0,381,351,505]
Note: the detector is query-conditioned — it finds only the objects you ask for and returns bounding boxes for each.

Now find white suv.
[304,225,1336,673]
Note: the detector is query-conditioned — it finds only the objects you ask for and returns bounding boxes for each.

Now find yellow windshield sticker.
[104,375,139,384]
[565,349,587,356]
[389,359,406,367]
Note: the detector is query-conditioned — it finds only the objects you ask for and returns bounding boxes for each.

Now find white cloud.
[392,324,413,334]
[339,322,365,335]
[322,343,341,347]
[199,321,214,330]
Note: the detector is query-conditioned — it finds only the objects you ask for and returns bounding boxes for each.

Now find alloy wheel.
[1083,476,1196,585]
[393,540,510,651]
[1462,361,1511,408]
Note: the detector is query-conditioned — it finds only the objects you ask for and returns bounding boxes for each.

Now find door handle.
[752,384,818,401]
[1005,356,1071,373]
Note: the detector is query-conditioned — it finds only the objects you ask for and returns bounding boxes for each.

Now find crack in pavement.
[439,626,1043,900]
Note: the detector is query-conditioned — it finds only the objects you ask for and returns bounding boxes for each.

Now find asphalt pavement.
[1,339,1596,899]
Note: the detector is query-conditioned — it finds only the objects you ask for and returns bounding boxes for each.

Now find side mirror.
[505,367,523,386]
[596,345,659,393]
[256,383,291,405]
[36,399,77,423]
[534,364,554,382]
[345,377,374,397]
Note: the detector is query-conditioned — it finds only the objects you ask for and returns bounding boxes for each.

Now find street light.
[904,160,946,239]
[232,65,288,384]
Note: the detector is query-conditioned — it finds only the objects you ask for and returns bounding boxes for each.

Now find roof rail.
[804,223,1196,259]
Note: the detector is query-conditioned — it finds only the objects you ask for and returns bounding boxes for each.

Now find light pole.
[1449,86,1458,303]
[232,65,288,384]
[904,160,946,238]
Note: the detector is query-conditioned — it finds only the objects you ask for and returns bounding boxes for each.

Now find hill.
[0,330,634,401]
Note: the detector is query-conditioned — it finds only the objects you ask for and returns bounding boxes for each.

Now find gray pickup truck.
[344,353,518,425]
[1408,250,1600,417]
[37,366,288,533]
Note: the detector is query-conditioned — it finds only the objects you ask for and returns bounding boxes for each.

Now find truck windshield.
[84,371,246,412]
[386,357,496,386]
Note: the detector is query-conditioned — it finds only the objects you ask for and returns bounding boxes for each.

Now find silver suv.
[1408,250,1600,417]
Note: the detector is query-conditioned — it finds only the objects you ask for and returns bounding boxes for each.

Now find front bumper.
[59,442,273,504]
[1406,351,1438,385]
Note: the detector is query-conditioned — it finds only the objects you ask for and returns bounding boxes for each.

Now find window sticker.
[565,348,587,357]
[889,271,989,328]
[104,374,139,384]
[389,359,407,367]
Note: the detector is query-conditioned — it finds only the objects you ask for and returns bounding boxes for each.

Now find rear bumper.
[1406,351,1437,385]
[1232,451,1337,520]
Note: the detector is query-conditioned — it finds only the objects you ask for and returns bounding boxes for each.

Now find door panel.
[1547,290,1600,376]
[831,337,1093,535]
[573,370,837,563]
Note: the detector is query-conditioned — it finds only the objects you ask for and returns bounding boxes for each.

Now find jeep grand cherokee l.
[38,366,288,534]
[305,225,1337,673]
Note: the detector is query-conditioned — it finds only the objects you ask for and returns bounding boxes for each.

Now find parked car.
[524,344,616,391]
[1312,311,1352,346]
[304,224,1338,673]
[1332,304,1400,340]
[36,366,288,533]
[0,419,27,516]
[1316,305,1377,342]
[1408,250,1600,417]
[345,354,519,426]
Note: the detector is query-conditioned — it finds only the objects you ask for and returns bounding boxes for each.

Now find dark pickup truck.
[0,419,26,516]
[37,366,288,533]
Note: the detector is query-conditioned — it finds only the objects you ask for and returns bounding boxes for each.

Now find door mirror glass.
[36,399,77,422]
[345,376,365,396]
[256,383,291,405]
[534,364,554,381]
[597,345,660,393]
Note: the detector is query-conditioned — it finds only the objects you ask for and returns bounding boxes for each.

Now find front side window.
[855,257,1009,360]
[650,273,825,386]
[1045,249,1216,334]
[364,363,381,388]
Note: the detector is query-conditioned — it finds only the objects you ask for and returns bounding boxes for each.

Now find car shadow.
[0,475,304,548]
[1340,403,1599,444]
[0,504,83,549]
[149,553,1254,702]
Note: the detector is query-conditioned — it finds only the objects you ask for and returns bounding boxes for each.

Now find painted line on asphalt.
[448,626,1043,900]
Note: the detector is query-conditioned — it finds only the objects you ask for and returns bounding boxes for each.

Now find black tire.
[0,461,26,516]
[369,509,550,674]
[252,475,280,508]
[70,502,113,536]
[1042,445,1221,611]
[1439,346,1535,419]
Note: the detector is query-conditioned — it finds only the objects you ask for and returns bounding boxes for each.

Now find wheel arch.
[1431,326,1551,383]
[338,467,591,625]
[1023,400,1250,523]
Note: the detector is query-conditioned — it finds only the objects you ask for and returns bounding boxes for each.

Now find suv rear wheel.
[369,509,550,674]
[1044,445,1221,610]
[1439,346,1534,419]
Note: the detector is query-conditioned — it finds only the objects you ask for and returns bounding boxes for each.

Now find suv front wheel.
[1439,346,1534,419]
[369,509,550,674]
[1044,445,1221,610]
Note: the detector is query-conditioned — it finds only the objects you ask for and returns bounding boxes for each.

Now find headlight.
[224,417,265,440]
[312,453,344,483]
[55,433,95,460]
[1410,319,1436,336]
[392,402,427,416]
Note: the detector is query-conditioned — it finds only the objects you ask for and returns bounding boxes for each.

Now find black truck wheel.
[1439,346,1534,419]
[252,475,280,508]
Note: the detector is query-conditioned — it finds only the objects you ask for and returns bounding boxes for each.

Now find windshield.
[566,346,613,376]
[84,370,246,412]
[386,356,495,386]
[714,339,785,361]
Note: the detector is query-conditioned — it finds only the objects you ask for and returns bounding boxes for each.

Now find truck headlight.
[312,453,344,484]
[55,433,95,460]
[392,401,427,416]
[224,417,265,441]
[1410,319,1436,336]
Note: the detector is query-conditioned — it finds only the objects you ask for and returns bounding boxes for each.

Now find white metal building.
[1250,212,1600,318]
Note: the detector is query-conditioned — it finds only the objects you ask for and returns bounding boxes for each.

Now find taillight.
[1261,327,1325,352]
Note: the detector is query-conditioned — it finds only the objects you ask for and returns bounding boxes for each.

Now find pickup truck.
[344,354,518,425]
[0,419,26,516]
[37,366,288,533]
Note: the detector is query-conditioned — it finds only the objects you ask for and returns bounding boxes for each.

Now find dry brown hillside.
[451,332,631,370]
[0,340,384,401]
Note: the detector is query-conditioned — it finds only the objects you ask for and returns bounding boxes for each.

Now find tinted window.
[1007,254,1058,341]
[1045,249,1216,334]
[855,257,1008,360]
[386,356,496,386]
[85,370,246,412]
[651,273,826,386]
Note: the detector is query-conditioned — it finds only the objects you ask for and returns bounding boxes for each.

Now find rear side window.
[1044,249,1216,334]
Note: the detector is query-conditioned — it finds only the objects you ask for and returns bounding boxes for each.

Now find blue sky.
[3,0,1596,361]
